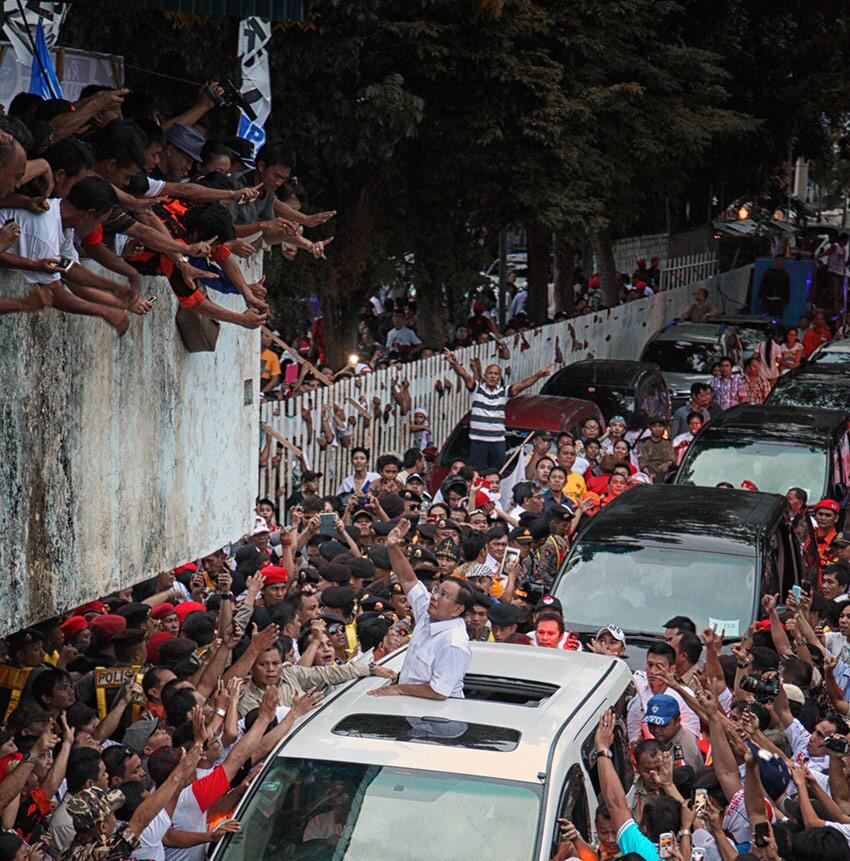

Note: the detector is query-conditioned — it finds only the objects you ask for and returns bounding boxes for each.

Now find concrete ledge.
[0,266,260,634]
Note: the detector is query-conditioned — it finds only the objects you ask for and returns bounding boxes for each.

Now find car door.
[549,763,591,859]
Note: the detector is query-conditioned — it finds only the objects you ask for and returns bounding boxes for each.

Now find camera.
[824,735,850,755]
[739,674,780,704]
[204,78,262,122]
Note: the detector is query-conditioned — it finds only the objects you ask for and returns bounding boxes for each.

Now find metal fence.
[260,265,751,506]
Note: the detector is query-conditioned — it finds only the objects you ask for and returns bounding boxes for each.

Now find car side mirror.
[664,469,677,484]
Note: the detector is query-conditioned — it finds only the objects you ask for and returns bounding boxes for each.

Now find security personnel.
[0,629,46,722]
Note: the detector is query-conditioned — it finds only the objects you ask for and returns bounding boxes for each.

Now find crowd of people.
[0,80,335,337]
[5,287,850,858]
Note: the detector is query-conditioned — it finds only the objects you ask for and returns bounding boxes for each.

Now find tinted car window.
[637,376,669,419]
[641,340,721,373]
[441,426,534,465]
[543,383,634,423]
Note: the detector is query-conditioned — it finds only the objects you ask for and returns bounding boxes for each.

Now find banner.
[2,1,66,65]
[236,16,272,163]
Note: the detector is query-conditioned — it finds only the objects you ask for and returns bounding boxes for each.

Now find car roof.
[573,485,783,556]
[711,315,776,326]
[459,395,601,432]
[695,404,848,443]
[773,366,850,388]
[275,643,631,782]
[545,359,660,388]
[651,323,731,343]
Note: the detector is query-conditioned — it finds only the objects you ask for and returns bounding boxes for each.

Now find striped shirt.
[469,381,508,442]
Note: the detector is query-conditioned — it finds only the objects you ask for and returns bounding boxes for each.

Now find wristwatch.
[368,661,377,676]
[215,708,227,718]
[595,748,613,760]
[21,752,34,765]
[678,829,691,838]
[219,592,234,601]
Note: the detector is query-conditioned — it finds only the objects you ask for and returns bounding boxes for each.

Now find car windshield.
[768,380,850,411]
[641,340,720,373]
[543,384,633,422]
[811,348,850,366]
[730,326,767,354]
[678,439,827,498]
[216,758,542,860]
[555,543,756,637]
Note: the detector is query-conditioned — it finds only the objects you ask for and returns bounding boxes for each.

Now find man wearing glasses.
[368,522,472,700]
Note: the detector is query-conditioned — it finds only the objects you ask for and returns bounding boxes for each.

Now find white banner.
[236,16,272,161]
[2,1,66,65]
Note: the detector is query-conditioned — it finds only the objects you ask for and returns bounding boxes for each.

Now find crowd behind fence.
[260,265,751,505]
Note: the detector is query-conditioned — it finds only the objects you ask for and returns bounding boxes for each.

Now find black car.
[540,359,670,428]
[766,366,850,413]
[552,486,801,662]
[674,405,850,506]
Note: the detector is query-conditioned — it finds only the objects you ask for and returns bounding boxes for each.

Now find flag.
[499,432,535,512]
[29,19,62,100]
[236,16,272,163]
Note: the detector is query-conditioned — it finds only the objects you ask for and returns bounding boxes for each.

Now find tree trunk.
[526,221,550,322]
[553,232,575,314]
[318,187,372,369]
[592,227,619,307]
[414,253,448,349]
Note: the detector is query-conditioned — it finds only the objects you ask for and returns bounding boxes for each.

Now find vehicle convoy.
[639,322,741,408]
[211,643,633,861]
[765,365,850,412]
[428,395,603,493]
[552,486,802,663]
[673,404,850,503]
[540,359,670,428]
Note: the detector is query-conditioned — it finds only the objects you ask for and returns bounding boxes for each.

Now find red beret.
[151,603,177,621]
[588,275,600,288]
[174,562,198,575]
[59,616,89,639]
[637,258,646,266]
[147,631,174,664]
[89,614,127,641]
[261,564,288,585]
[815,499,841,514]
[71,600,108,617]
[634,280,647,290]
[174,601,207,623]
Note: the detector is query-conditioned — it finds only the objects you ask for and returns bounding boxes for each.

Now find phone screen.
[319,513,335,537]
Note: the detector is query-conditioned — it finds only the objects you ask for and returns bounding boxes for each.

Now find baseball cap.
[251,516,271,536]
[815,499,841,514]
[609,416,627,426]
[488,603,520,626]
[66,786,126,830]
[747,743,791,801]
[165,123,205,161]
[832,532,850,548]
[642,694,680,726]
[123,718,162,755]
[596,624,626,644]
[301,470,323,482]
[535,595,562,613]
[783,683,805,706]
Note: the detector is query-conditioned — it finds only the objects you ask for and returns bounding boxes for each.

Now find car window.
[581,716,633,799]
[553,763,590,853]
[637,376,668,420]
[840,434,850,489]
[642,340,721,373]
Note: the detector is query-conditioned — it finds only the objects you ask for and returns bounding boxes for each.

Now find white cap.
[252,515,271,536]
[596,624,626,643]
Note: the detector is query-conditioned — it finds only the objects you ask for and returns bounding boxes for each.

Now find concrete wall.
[0,264,260,635]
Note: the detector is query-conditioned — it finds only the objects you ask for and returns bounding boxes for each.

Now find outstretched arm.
[508,364,552,397]
[442,348,476,390]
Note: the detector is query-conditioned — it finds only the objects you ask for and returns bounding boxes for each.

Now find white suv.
[211,642,634,861]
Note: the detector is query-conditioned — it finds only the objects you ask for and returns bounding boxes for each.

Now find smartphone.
[319,512,336,537]
[658,832,675,859]
[792,584,802,602]
[56,256,74,271]
[753,821,770,848]
[692,788,708,818]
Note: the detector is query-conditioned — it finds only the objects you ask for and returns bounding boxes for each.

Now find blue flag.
[29,19,63,100]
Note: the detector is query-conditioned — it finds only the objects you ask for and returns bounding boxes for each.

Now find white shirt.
[385,326,422,350]
[0,199,78,283]
[336,471,380,496]
[398,581,470,697]
[626,670,701,743]
[133,808,171,860]
[165,766,229,861]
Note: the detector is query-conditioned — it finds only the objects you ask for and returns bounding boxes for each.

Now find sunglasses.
[326,624,344,635]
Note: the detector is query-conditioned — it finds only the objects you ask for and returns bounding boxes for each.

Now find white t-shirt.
[0,199,78,283]
[164,766,230,861]
[385,326,422,350]
[146,177,167,198]
[133,808,172,860]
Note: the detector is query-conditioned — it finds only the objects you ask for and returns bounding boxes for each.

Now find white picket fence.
[260,265,751,505]
[659,253,719,291]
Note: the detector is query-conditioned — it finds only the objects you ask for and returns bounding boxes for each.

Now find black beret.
[488,603,520,626]
[378,493,405,518]
[367,545,391,571]
[371,519,399,536]
[321,586,356,610]
[114,603,151,627]
[319,540,348,561]
[111,628,146,649]
[346,557,376,580]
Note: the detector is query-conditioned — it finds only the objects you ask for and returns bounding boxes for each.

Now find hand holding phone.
[319,512,336,537]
